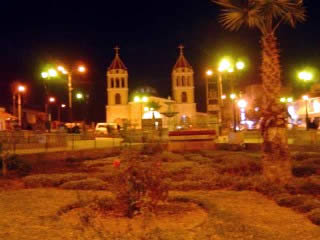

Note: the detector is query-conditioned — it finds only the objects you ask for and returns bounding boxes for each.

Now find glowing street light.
[15,84,26,126]
[230,93,237,99]
[298,71,313,82]
[61,104,66,108]
[17,85,26,93]
[302,95,309,101]
[78,66,86,73]
[48,69,58,77]
[221,94,226,100]
[134,96,141,102]
[49,97,56,103]
[287,97,293,103]
[142,96,149,103]
[236,61,245,70]
[237,99,247,108]
[41,72,49,79]
[76,92,84,100]
[206,70,213,76]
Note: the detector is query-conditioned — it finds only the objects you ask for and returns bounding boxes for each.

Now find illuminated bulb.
[41,72,49,78]
[134,96,140,102]
[230,93,236,99]
[302,95,309,101]
[78,66,86,73]
[206,70,213,76]
[236,61,245,70]
[17,85,26,92]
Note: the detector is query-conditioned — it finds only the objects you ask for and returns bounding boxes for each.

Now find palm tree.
[214,0,306,183]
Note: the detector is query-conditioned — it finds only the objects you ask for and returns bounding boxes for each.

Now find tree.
[214,0,306,183]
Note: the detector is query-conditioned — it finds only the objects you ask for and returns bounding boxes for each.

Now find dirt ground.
[0,189,319,240]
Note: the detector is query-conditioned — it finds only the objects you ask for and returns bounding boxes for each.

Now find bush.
[218,158,261,176]
[275,194,309,208]
[158,151,185,162]
[298,181,320,195]
[0,155,31,176]
[295,199,320,213]
[292,165,317,177]
[112,150,169,218]
[60,178,108,190]
[307,208,320,225]
[23,173,88,187]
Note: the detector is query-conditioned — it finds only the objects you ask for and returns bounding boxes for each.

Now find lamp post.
[41,68,58,118]
[16,85,26,127]
[218,58,245,131]
[58,104,66,122]
[48,96,56,121]
[134,95,149,129]
[57,65,86,122]
[230,93,237,132]
[303,95,309,130]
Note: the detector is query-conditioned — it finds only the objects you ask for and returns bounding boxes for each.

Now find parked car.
[95,123,118,136]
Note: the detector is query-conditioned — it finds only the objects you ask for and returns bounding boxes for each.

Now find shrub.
[65,157,83,166]
[141,143,164,155]
[60,178,108,190]
[218,158,261,176]
[307,208,320,225]
[292,165,317,177]
[158,151,184,162]
[163,161,197,176]
[275,194,309,208]
[0,154,31,176]
[295,199,320,213]
[298,181,320,195]
[112,150,169,218]
[23,173,88,187]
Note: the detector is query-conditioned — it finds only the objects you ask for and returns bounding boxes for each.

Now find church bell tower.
[106,46,129,123]
[172,45,195,104]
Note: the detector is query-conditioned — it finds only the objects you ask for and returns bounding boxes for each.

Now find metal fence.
[0,131,124,154]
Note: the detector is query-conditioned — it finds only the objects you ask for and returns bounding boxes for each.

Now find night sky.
[1,0,319,122]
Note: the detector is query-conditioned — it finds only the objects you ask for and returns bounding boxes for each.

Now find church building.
[105,45,209,129]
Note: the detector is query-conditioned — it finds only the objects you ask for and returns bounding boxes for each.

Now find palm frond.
[214,0,262,31]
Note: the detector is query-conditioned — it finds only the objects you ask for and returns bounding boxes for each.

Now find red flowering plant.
[111,150,168,218]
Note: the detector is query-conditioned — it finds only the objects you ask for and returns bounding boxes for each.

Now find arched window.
[115,93,121,104]
[181,92,188,103]
[121,78,125,88]
[181,76,185,86]
[116,78,120,88]
[187,76,191,86]
[111,78,114,88]
[176,77,180,86]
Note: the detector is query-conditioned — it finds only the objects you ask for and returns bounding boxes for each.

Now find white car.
[95,123,117,136]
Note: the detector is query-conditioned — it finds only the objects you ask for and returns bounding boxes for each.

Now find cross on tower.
[114,46,120,56]
[178,44,184,55]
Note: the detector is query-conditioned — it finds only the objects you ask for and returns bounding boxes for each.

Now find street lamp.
[58,104,66,122]
[48,96,56,122]
[302,95,309,130]
[41,68,59,117]
[230,93,237,132]
[133,95,149,129]
[57,64,87,122]
[16,85,26,127]
[298,71,313,82]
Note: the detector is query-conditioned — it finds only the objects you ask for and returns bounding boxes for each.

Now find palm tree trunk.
[260,33,291,183]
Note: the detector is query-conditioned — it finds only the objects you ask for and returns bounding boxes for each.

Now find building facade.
[106,46,204,129]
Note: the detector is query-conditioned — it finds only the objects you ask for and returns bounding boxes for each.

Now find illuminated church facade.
[106,46,208,129]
